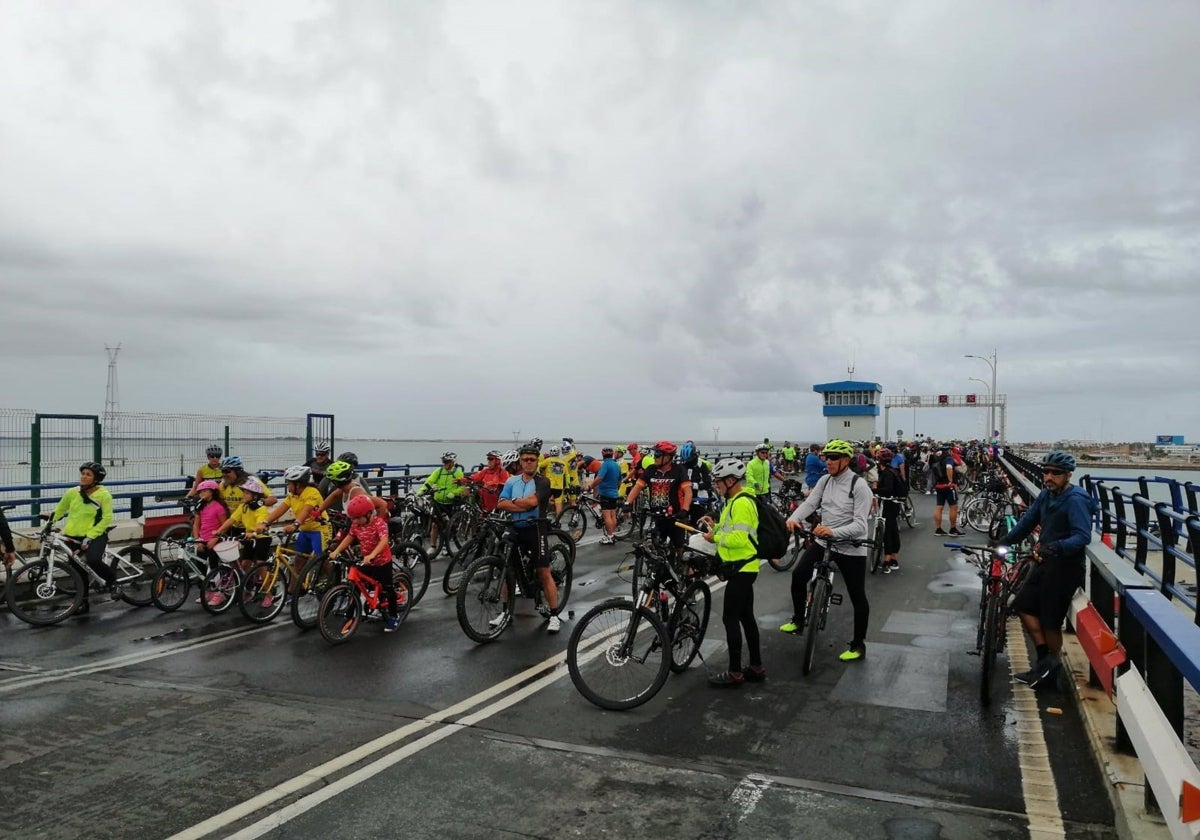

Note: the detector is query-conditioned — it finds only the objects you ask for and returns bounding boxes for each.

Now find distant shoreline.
[1074,460,1199,472]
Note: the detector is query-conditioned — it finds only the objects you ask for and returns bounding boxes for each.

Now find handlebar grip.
[942,542,964,549]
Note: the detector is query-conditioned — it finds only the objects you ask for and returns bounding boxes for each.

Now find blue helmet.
[680,441,695,461]
[218,455,243,470]
[1041,450,1076,472]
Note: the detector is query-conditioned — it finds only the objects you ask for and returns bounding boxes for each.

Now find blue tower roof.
[812,381,882,393]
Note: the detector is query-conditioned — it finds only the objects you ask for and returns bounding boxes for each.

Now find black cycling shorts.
[652,515,686,549]
[1012,558,1085,631]
[598,496,618,511]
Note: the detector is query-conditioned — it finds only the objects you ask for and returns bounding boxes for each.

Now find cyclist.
[594,447,622,544]
[932,444,964,537]
[49,462,116,611]
[187,445,225,497]
[624,441,692,557]
[538,445,569,517]
[496,443,561,633]
[746,443,785,496]
[316,460,388,518]
[782,439,873,662]
[462,451,509,513]
[258,465,329,555]
[998,450,1096,689]
[218,456,276,512]
[803,444,825,496]
[698,458,766,687]
[419,451,466,546]
[330,494,404,633]
[680,440,714,520]
[874,447,904,573]
[191,479,229,559]
[305,441,333,481]
[214,477,274,568]
[1,503,16,569]
[500,450,520,476]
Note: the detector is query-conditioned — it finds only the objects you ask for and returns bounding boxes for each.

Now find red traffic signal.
[937,395,948,405]
[966,394,977,404]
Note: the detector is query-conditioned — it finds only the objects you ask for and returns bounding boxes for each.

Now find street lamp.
[968,377,990,437]
[965,350,998,442]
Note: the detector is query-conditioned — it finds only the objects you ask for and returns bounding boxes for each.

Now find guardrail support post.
[1132,496,1150,571]
[1113,491,1129,554]
[1143,635,1181,815]
[131,495,143,518]
[1116,603,1144,754]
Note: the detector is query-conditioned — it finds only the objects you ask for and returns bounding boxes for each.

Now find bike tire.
[391,540,430,607]
[444,507,477,558]
[150,562,191,612]
[668,579,711,673]
[5,555,86,626]
[318,583,362,644]
[769,541,798,572]
[200,565,241,615]
[802,578,829,676]
[390,570,414,627]
[567,598,671,711]
[612,507,636,541]
[456,555,513,644]
[536,542,573,612]
[902,497,916,529]
[238,561,288,624]
[113,546,162,607]
[441,552,470,597]
[154,523,193,564]
[869,521,885,574]
[967,498,998,533]
[291,553,337,630]
[980,590,1002,705]
[555,506,587,542]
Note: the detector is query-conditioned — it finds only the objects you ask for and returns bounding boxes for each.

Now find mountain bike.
[455,521,574,644]
[789,526,876,676]
[390,493,449,558]
[6,519,161,625]
[317,558,413,645]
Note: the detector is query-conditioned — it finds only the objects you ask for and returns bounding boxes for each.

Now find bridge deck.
[0,493,1117,839]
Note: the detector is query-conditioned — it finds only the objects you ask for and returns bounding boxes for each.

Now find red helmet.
[627,442,639,452]
[346,495,375,518]
[876,448,893,461]
[652,441,677,456]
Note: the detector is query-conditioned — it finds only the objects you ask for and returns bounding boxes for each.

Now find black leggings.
[722,571,761,673]
[791,548,870,647]
[882,501,901,555]
[67,534,115,589]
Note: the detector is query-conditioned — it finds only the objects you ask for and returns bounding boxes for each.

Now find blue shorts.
[935,487,958,507]
[294,530,324,555]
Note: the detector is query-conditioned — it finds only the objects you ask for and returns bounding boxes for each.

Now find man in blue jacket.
[803,444,825,495]
[999,450,1096,689]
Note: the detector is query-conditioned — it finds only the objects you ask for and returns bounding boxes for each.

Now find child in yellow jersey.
[215,477,273,566]
[257,465,329,555]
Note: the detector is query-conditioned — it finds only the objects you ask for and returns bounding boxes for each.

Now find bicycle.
[455,521,574,644]
[317,558,414,644]
[789,526,876,676]
[5,518,161,625]
[153,496,200,563]
[867,502,888,574]
[150,536,245,615]
[561,492,635,543]
[391,493,450,559]
[944,541,1037,704]
[238,530,307,624]
[566,535,713,710]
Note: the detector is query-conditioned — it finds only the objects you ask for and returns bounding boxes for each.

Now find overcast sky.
[2,1,1197,444]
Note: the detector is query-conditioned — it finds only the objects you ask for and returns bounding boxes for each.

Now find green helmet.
[822,439,854,458]
[325,460,355,484]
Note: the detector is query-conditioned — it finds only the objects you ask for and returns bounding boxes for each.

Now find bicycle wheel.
[5,555,85,625]
[318,583,362,644]
[112,546,162,607]
[869,521,885,574]
[150,562,191,612]
[546,543,573,611]
[441,551,471,596]
[980,590,1002,705]
[238,561,288,623]
[154,524,193,564]
[555,506,586,542]
[966,497,998,533]
[391,541,430,607]
[612,508,636,541]
[200,565,241,615]
[567,598,671,711]
[801,578,829,675]
[768,542,797,572]
[444,507,478,558]
[390,570,414,627]
[668,579,711,673]
[902,497,916,529]
[291,553,337,630]
[456,555,513,643]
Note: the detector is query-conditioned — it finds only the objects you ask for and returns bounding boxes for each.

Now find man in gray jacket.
[782,439,874,662]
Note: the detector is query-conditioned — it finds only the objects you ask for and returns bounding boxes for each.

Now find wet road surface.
[1,494,1117,839]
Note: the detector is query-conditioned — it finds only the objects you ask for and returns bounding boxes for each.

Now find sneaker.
[934,528,947,536]
[1015,656,1059,689]
[75,600,91,616]
[838,643,866,662]
[384,616,400,633]
[884,560,900,574]
[488,614,508,630]
[260,594,274,609]
[744,665,767,682]
[547,615,562,634]
[779,619,800,634]
[205,592,224,607]
[708,670,745,687]
[949,528,964,537]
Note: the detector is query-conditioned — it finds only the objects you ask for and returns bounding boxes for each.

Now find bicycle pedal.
[828,593,843,605]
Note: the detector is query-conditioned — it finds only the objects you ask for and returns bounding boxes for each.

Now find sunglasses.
[823,454,847,461]
[519,456,538,463]
[1042,468,1066,476]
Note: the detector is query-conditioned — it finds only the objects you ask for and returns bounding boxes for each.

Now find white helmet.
[711,458,747,480]
[561,439,574,454]
[283,465,311,483]
[501,450,519,468]
[548,445,561,457]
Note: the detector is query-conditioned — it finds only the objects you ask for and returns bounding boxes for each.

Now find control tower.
[813,380,882,442]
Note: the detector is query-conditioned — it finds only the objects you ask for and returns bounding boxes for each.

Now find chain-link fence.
[0,408,36,490]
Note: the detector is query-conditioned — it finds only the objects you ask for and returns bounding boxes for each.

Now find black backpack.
[733,491,789,561]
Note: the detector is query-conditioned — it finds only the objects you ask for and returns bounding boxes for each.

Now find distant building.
[813,380,881,442]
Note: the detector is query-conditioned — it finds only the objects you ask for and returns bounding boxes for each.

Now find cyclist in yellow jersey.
[217,456,277,513]
[539,445,568,516]
[187,445,225,497]
[257,465,329,555]
[215,477,273,566]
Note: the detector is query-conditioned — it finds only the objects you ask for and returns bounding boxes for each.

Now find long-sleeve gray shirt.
[787,471,873,556]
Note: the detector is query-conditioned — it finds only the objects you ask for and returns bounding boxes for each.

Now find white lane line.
[728,775,772,823]
[0,624,285,694]
[1007,616,1066,839]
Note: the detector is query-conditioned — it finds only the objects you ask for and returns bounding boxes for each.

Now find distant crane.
[104,344,124,465]
[712,426,720,446]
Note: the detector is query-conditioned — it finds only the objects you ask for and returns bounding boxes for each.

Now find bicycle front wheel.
[151,562,191,612]
[802,578,829,676]
[668,579,711,673]
[318,583,362,644]
[869,521,885,574]
[902,497,916,529]
[980,590,1002,705]
[456,555,513,643]
[391,541,430,607]
[200,565,241,615]
[6,556,85,625]
[441,551,471,597]
[238,561,289,624]
[291,554,337,630]
[555,506,586,542]
[567,599,671,710]
[112,546,161,607]
[546,543,573,611]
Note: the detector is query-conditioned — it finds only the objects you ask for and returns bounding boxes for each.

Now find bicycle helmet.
[614,445,626,457]
[627,442,639,452]
[548,445,560,457]
[283,465,312,484]
[680,441,695,461]
[501,450,520,468]
[876,448,893,462]
[601,447,614,457]
[822,439,854,458]
[518,443,541,457]
[325,460,355,484]
[79,461,107,482]
[219,455,243,471]
[561,439,574,455]
[442,451,457,462]
[337,451,359,467]
[313,441,331,455]
[1041,450,1076,472]
[205,445,223,458]
[240,477,266,495]
[652,441,677,456]
[196,479,220,493]
[346,495,375,518]
[711,458,747,480]
[528,437,543,452]
[486,450,502,460]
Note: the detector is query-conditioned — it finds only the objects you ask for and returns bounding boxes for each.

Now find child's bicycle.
[151,536,246,615]
[317,558,414,645]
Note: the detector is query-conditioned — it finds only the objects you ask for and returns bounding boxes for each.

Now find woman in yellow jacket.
[49,461,116,607]
[697,458,765,687]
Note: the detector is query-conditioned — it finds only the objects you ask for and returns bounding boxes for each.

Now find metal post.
[224,425,230,457]
[30,418,41,520]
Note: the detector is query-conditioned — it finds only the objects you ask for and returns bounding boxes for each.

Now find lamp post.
[965,350,998,442]
[969,377,990,438]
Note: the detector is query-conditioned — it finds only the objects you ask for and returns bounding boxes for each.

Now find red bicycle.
[317,558,413,645]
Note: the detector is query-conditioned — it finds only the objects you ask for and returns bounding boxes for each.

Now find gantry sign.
[883,394,1007,443]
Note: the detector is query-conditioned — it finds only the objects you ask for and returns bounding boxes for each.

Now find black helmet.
[518,443,541,457]
[337,451,359,467]
[80,461,107,482]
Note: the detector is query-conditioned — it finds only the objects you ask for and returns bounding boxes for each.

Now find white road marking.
[728,775,772,823]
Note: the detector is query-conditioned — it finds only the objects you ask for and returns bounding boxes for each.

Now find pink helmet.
[196,479,220,493]
[240,477,266,495]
